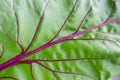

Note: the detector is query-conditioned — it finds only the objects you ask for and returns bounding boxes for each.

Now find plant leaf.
[0,0,120,80]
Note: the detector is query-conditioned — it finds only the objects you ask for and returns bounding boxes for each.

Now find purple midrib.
[0,18,120,71]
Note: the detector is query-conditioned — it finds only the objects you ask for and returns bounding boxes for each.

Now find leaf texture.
[0,0,120,80]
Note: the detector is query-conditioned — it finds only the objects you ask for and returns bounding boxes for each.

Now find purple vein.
[0,57,107,70]
[104,2,115,22]
[24,0,49,53]
[0,76,17,80]
[25,18,120,56]
[48,0,78,43]
[30,64,34,80]
[56,71,96,80]
[75,6,92,33]
[73,18,120,37]
[1,18,120,67]
[0,18,120,71]
[34,61,96,80]
[12,0,24,52]
[14,10,19,42]
[52,72,59,80]
[38,58,107,62]
[0,42,4,58]
[16,60,96,80]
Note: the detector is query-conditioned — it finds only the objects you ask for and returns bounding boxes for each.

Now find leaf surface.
[0,0,120,80]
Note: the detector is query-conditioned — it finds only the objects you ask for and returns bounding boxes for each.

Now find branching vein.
[75,6,92,33]
[104,1,116,22]
[48,0,79,43]
[12,0,24,52]
[16,60,96,80]
[24,0,50,53]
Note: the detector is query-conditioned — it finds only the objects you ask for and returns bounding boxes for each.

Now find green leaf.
[0,0,120,80]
